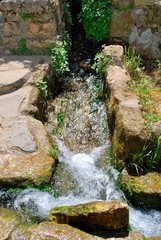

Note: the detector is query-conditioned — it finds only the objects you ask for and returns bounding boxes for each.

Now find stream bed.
[0,43,161,237]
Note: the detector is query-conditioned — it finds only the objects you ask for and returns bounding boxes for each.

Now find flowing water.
[0,55,161,237]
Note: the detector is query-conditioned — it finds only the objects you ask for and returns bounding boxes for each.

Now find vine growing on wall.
[79,0,112,42]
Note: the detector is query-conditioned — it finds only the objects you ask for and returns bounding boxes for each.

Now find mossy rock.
[120,170,161,210]
[50,200,129,232]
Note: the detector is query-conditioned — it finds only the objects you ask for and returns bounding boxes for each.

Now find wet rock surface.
[0,206,160,239]
[121,169,161,210]
[50,200,129,232]
[104,45,161,213]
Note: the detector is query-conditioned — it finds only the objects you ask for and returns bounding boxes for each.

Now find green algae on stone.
[50,201,129,231]
[121,170,161,210]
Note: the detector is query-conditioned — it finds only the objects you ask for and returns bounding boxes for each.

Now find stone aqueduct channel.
[0,51,143,240]
[0,0,161,239]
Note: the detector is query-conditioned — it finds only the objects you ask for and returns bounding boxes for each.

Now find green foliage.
[147,137,161,168]
[57,112,65,126]
[156,59,161,69]
[16,38,30,55]
[11,38,50,55]
[124,47,144,79]
[92,46,113,77]
[7,188,21,193]
[89,78,103,113]
[79,0,112,42]
[132,137,161,174]
[62,31,72,52]
[35,79,48,98]
[50,37,70,77]
[63,0,73,30]
[127,223,133,232]
[19,12,35,21]
[52,112,65,135]
[49,146,59,159]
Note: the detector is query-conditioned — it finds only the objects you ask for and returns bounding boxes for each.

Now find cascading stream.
[0,61,161,237]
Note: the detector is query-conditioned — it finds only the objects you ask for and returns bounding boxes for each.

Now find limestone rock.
[112,0,134,7]
[110,10,135,42]
[121,169,161,210]
[50,201,129,231]
[135,0,155,6]
[0,208,20,240]
[0,56,55,187]
[0,116,55,187]
[129,27,161,59]
[10,224,37,240]
[104,45,150,169]
[29,221,103,240]
[0,208,155,239]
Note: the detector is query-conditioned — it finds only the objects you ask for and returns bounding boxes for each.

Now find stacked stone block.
[0,0,64,53]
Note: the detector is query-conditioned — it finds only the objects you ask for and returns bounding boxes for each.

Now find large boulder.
[50,201,129,232]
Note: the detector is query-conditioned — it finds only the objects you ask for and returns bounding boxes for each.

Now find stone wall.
[0,0,64,54]
[110,0,161,59]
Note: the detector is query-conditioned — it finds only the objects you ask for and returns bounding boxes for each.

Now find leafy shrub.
[50,37,70,77]
[79,0,112,42]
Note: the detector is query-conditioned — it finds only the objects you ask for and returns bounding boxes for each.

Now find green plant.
[35,79,48,98]
[52,112,65,135]
[62,31,72,52]
[92,46,113,77]
[16,38,31,55]
[156,59,161,69]
[79,0,112,42]
[63,0,73,30]
[49,146,59,159]
[19,12,35,21]
[147,136,161,168]
[50,37,69,77]
[89,78,103,113]
[127,223,133,232]
[132,137,161,174]
[57,112,65,126]
[124,47,144,79]
[11,38,51,55]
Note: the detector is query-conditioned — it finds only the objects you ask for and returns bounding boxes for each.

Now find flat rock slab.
[0,55,49,95]
[50,200,129,231]
[0,88,26,119]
